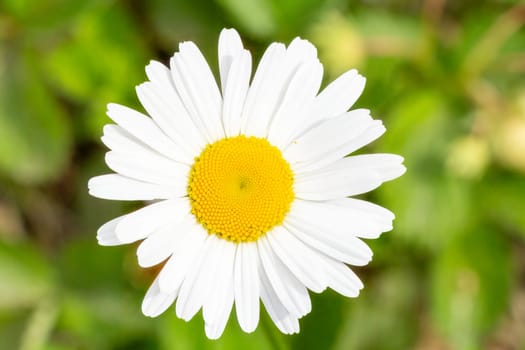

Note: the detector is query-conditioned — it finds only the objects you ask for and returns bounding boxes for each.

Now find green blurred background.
[1,0,524,349]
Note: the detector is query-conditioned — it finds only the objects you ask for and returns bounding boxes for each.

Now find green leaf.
[354,9,422,41]
[381,172,473,251]
[159,311,276,350]
[0,45,72,184]
[149,0,225,52]
[431,229,512,349]
[57,236,128,291]
[378,90,474,250]
[0,241,54,310]
[480,174,525,237]
[333,268,420,350]
[42,3,149,141]
[267,0,326,37]
[1,0,95,29]
[57,291,155,350]
[291,292,343,350]
[215,0,326,39]
[214,0,276,39]
[0,312,28,350]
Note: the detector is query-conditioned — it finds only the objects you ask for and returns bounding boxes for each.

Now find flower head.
[88,28,405,339]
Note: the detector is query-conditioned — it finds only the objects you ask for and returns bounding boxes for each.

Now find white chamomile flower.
[88,28,406,339]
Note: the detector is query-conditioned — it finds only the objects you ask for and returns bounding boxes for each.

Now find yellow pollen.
[188,136,294,242]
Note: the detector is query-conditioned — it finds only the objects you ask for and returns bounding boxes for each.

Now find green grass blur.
[1,0,524,349]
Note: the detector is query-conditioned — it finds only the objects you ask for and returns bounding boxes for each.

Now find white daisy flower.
[88,28,406,339]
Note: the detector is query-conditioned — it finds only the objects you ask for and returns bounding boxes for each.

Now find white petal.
[158,222,207,293]
[299,154,405,182]
[234,242,260,333]
[141,62,207,154]
[295,154,406,200]
[285,200,373,266]
[257,236,311,318]
[306,69,365,124]
[204,297,233,339]
[106,103,194,163]
[142,277,177,317]
[101,124,161,159]
[101,125,190,191]
[96,216,122,246]
[266,227,327,293]
[242,38,318,138]
[322,259,363,298]
[218,28,244,93]
[170,42,224,142]
[241,42,286,137]
[88,174,180,201]
[259,258,300,334]
[166,65,214,144]
[332,197,395,233]
[136,216,190,268]
[222,50,251,137]
[116,198,190,244]
[105,151,189,188]
[203,240,236,339]
[135,83,199,159]
[284,109,386,173]
[267,59,323,149]
[274,230,363,297]
[134,82,200,160]
[285,37,318,65]
[296,172,381,202]
[176,235,222,321]
[320,198,395,239]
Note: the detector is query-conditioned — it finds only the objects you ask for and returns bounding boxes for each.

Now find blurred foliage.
[0,0,524,349]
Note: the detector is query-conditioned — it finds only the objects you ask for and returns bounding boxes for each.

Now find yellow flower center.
[188,136,294,242]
